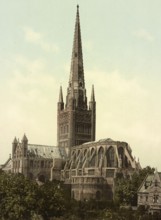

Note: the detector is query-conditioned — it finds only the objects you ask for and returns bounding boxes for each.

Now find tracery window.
[118,147,124,159]
[98,147,104,167]
[89,148,95,167]
[107,146,115,167]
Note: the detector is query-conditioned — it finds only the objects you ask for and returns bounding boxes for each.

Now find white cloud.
[86,69,161,169]
[133,29,154,42]
[0,55,59,164]
[1,61,161,170]
[23,27,59,52]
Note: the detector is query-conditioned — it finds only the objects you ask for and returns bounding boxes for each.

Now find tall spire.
[69,5,84,88]
[57,6,96,148]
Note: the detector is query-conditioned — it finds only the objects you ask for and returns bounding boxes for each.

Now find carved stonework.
[75,112,91,123]
[58,112,69,123]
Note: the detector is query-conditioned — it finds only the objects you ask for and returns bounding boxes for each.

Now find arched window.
[84,149,87,156]
[106,146,115,167]
[89,148,96,167]
[118,147,124,160]
[125,156,129,168]
[77,150,80,157]
[98,147,104,167]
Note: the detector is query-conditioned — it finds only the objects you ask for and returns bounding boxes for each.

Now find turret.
[89,85,96,109]
[89,85,96,141]
[12,137,18,158]
[21,134,28,157]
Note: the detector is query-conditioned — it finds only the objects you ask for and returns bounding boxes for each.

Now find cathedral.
[2,6,141,201]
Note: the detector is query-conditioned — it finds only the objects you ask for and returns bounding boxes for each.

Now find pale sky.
[0,0,161,169]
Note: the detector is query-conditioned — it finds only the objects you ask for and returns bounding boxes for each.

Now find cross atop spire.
[69,5,84,88]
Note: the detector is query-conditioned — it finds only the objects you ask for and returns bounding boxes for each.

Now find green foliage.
[0,171,38,220]
[114,166,155,206]
[0,166,156,220]
[0,172,67,220]
[37,180,67,219]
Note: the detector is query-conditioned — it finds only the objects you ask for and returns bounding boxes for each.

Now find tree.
[36,180,67,219]
[0,172,68,220]
[0,171,38,220]
[114,166,155,206]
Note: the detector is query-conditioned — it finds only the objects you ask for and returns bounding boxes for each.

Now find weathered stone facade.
[12,134,66,182]
[61,138,139,200]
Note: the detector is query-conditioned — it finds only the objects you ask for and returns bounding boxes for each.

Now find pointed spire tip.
[59,85,63,103]
[13,137,18,144]
[91,85,95,102]
[22,133,28,142]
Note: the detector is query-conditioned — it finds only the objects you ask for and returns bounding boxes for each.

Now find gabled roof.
[138,171,161,193]
[138,174,154,193]
[27,144,66,159]
[1,156,12,171]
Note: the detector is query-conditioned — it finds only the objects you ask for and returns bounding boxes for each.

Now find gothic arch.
[84,149,87,156]
[89,148,96,167]
[118,147,124,160]
[77,150,81,157]
[71,150,75,156]
[124,156,129,168]
[98,146,104,167]
[106,146,116,167]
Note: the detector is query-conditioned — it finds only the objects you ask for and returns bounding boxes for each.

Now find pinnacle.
[91,85,95,102]
[22,134,28,142]
[59,86,63,103]
[12,137,18,144]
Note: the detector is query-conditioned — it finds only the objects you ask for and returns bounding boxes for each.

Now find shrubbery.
[0,166,156,220]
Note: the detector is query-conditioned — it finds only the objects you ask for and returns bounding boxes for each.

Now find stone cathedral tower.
[57,6,96,150]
